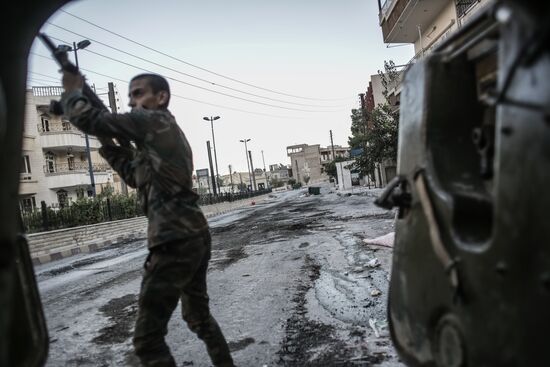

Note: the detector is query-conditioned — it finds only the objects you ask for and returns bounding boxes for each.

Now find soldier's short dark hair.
[131,73,171,108]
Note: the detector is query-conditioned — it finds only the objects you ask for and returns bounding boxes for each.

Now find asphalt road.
[36,187,403,366]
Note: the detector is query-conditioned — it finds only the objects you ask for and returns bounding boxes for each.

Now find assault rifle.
[38,33,130,148]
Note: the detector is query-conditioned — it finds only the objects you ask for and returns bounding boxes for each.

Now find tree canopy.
[348,60,400,179]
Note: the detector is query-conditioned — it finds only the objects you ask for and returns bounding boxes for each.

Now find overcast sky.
[28,0,413,174]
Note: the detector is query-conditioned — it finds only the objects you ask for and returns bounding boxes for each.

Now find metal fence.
[197,188,271,206]
[21,188,272,234]
[21,196,143,234]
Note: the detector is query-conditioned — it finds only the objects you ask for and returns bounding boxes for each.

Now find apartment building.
[320,145,349,165]
[287,144,350,185]
[269,164,291,182]
[378,0,492,105]
[19,86,122,211]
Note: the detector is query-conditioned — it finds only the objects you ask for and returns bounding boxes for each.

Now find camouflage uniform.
[61,91,234,367]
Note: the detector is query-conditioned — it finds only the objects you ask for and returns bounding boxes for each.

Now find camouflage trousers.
[133,233,234,367]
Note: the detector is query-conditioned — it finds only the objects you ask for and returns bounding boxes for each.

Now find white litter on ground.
[363,232,395,248]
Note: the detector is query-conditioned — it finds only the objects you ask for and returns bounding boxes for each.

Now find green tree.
[287,178,296,186]
[349,60,400,179]
[270,177,284,188]
[237,182,248,192]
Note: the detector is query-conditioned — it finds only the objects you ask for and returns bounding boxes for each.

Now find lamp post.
[239,138,253,191]
[203,116,221,194]
[70,39,96,197]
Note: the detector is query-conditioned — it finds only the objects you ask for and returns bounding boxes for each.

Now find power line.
[27,79,52,87]
[45,35,341,113]
[29,52,316,120]
[27,76,60,85]
[59,9,349,102]
[29,71,61,82]
[46,22,343,109]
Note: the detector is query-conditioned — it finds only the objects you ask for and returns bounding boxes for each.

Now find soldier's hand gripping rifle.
[38,33,131,149]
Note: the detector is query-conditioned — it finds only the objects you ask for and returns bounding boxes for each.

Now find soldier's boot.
[188,315,234,367]
[133,335,177,367]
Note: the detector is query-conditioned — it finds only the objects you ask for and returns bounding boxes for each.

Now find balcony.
[43,162,112,189]
[43,161,110,174]
[379,0,449,43]
[19,173,38,195]
[38,121,101,150]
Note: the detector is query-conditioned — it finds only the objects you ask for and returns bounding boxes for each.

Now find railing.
[37,121,73,133]
[379,0,397,22]
[21,196,143,234]
[197,188,272,206]
[456,0,479,18]
[32,86,64,97]
[43,162,111,174]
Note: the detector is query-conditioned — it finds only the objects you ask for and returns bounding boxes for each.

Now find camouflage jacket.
[61,90,209,249]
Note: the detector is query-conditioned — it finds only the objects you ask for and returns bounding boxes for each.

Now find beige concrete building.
[269,164,291,183]
[287,144,350,185]
[378,0,493,104]
[19,86,126,211]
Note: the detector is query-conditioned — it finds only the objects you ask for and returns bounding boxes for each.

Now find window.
[21,155,31,174]
[45,151,56,173]
[57,189,68,208]
[67,156,75,170]
[62,120,71,131]
[287,147,304,154]
[76,188,85,200]
[20,197,36,213]
[41,115,50,132]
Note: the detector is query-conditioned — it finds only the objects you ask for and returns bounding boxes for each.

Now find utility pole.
[228,164,234,193]
[261,150,269,188]
[240,139,253,191]
[239,172,244,192]
[203,116,221,193]
[330,130,338,185]
[248,150,257,191]
[359,93,368,135]
[107,82,118,114]
[108,82,128,195]
[206,141,217,195]
[73,40,96,197]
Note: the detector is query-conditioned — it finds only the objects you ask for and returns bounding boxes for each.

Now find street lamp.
[69,39,96,197]
[203,116,221,193]
[239,138,253,191]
